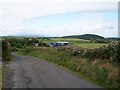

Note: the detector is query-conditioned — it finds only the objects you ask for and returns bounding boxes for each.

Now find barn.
[48,42,69,47]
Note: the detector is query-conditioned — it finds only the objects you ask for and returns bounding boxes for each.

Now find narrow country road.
[5,53,103,88]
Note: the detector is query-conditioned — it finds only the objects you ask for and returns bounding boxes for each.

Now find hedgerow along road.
[5,53,103,88]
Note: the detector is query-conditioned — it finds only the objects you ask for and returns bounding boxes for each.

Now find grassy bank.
[1,40,13,88]
[19,46,119,89]
[2,64,6,88]
[0,67,2,89]
[0,63,6,89]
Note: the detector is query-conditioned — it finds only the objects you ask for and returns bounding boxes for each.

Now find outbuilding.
[48,42,69,47]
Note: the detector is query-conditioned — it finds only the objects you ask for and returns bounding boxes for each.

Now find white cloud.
[0,0,118,36]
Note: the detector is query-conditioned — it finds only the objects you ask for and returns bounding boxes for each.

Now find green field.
[74,43,106,48]
[40,38,106,48]
[42,38,90,43]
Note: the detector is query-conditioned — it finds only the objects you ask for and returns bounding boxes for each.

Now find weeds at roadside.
[18,43,120,89]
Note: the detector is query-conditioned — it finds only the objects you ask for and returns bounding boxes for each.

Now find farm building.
[48,42,69,47]
[33,43,39,47]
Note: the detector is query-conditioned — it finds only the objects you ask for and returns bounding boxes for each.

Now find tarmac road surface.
[4,53,103,88]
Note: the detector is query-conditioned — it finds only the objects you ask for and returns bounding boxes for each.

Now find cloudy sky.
[0,0,119,37]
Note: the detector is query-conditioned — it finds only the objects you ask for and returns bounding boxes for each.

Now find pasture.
[74,43,106,48]
[40,38,106,48]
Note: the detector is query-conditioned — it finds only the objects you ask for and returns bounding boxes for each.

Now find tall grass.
[19,42,120,88]
[0,66,2,89]
[58,42,119,65]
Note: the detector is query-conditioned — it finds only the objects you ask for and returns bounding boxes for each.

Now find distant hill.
[62,34,104,39]
[106,37,120,40]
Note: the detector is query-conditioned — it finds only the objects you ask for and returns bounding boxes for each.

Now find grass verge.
[1,55,14,89]
[19,46,119,89]
[1,63,6,89]
[0,67,2,89]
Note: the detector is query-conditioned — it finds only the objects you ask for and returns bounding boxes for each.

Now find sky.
[0,0,119,37]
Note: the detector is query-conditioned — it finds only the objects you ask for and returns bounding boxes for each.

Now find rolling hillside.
[62,34,104,39]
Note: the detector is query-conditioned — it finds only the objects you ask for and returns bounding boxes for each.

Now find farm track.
[4,53,103,88]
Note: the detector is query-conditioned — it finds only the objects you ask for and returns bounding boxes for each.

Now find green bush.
[2,40,12,62]
[11,47,19,52]
[22,47,33,53]
[58,43,119,64]
[112,42,120,65]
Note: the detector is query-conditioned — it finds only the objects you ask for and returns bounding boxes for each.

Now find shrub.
[11,47,19,52]
[2,40,12,62]
[22,47,33,53]
[57,43,119,63]
[112,42,120,65]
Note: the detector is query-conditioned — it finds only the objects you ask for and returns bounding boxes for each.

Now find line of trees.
[5,37,48,52]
